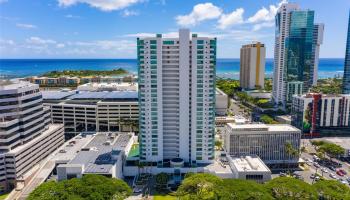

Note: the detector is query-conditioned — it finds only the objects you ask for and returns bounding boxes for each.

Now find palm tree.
[137,161,145,175]
[285,142,298,174]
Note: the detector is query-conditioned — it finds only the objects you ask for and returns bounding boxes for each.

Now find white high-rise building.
[137,29,216,165]
[272,3,324,105]
[0,81,64,191]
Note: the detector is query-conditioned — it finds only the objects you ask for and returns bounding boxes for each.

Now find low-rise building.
[22,75,137,87]
[275,115,292,125]
[223,123,301,169]
[292,93,350,136]
[216,88,228,116]
[77,82,138,92]
[227,155,271,183]
[215,116,248,127]
[57,132,135,181]
[42,91,138,139]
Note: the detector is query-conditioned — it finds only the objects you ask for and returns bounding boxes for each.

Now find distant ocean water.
[0,58,345,79]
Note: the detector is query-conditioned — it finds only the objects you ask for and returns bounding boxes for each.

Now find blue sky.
[0,0,349,58]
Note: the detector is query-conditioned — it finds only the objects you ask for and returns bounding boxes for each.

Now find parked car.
[279,172,286,177]
[339,169,347,175]
[330,173,337,179]
[346,177,350,183]
[329,166,336,171]
[340,180,349,185]
[321,168,328,173]
[310,174,316,179]
[313,162,320,168]
[313,155,320,161]
[337,170,345,176]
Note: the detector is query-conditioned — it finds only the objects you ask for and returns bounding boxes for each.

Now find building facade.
[223,123,301,168]
[42,91,138,139]
[343,11,350,94]
[240,42,266,90]
[227,155,271,183]
[137,29,216,165]
[292,93,350,136]
[273,3,324,105]
[0,81,64,191]
[215,88,228,116]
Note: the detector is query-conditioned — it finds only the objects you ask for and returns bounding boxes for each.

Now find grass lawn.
[0,193,9,200]
[153,194,177,200]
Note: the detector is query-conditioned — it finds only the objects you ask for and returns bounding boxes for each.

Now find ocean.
[0,58,345,79]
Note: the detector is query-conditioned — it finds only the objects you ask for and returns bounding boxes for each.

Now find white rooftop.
[227,123,300,132]
[0,80,36,91]
[229,156,270,172]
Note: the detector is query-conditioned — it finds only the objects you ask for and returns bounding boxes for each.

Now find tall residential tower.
[273,3,324,106]
[137,29,216,165]
[343,11,350,94]
[240,42,266,90]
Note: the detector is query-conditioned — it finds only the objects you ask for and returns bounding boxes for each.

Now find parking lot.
[273,139,350,186]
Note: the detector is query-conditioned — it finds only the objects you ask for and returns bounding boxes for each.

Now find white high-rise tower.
[137,29,216,165]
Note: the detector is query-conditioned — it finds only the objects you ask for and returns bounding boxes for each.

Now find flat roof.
[41,91,75,100]
[42,90,138,101]
[68,133,133,174]
[227,123,300,132]
[216,88,227,96]
[229,155,270,172]
[0,80,36,90]
[69,91,138,100]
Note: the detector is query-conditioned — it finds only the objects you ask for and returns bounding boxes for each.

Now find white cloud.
[65,14,81,19]
[56,43,65,48]
[16,23,37,29]
[247,5,278,23]
[244,0,288,31]
[0,39,15,45]
[124,32,178,38]
[175,3,222,26]
[217,8,244,29]
[26,37,56,45]
[121,9,139,17]
[57,0,143,11]
[0,0,8,4]
[252,22,274,31]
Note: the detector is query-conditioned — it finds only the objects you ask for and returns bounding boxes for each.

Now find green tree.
[27,174,132,200]
[285,142,298,172]
[319,143,345,159]
[155,173,168,191]
[216,79,240,97]
[310,78,343,94]
[313,180,350,200]
[264,78,273,92]
[215,140,223,150]
[176,173,222,200]
[265,177,318,200]
[260,114,278,124]
[217,179,273,200]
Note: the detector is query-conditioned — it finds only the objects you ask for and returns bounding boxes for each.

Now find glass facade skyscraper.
[273,3,324,106]
[285,10,315,101]
[343,11,350,94]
